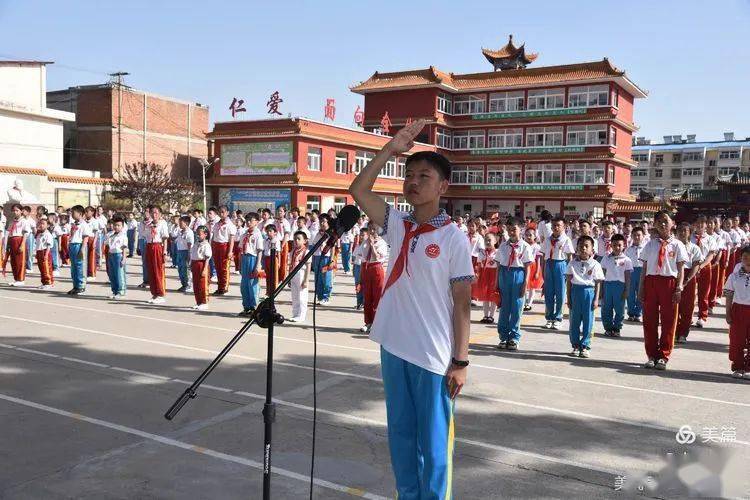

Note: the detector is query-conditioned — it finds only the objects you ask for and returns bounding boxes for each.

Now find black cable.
[309,261,318,499]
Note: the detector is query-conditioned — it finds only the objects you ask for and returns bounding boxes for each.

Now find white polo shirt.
[69,220,93,244]
[362,238,389,264]
[708,232,725,252]
[624,243,645,269]
[467,233,485,258]
[272,218,291,242]
[724,268,750,305]
[144,220,170,244]
[476,248,498,269]
[494,239,534,268]
[35,231,54,251]
[597,235,614,258]
[690,233,716,260]
[640,237,688,278]
[566,257,605,286]
[7,218,31,237]
[190,240,212,261]
[175,228,195,251]
[541,233,574,260]
[263,234,282,256]
[536,221,552,242]
[240,227,263,255]
[683,241,704,270]
[370,206,474,376]
[138,219,152,239]
[601,253,633,283]
[211,218,237,243]
[106,231,129,254]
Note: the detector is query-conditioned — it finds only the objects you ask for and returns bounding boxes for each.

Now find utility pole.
[109,71,129,173]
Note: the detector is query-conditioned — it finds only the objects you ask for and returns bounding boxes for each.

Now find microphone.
[321,205,360,255]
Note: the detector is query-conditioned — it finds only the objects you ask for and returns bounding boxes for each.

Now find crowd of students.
[2,202,750,378]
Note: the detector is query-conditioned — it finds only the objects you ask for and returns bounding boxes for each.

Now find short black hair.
[247,213,259,222]
[506,217,522,228]
[179,215,191,225]
[71,205,85,215]
[11,203,22,211]
[540,210,552,222]
[601,220,614,227]
[265,224,277,233]
[742,245,750,257]
[196,225,209,237]
[611,233,626,244]
[577,235,595,248]
[112,215,125,224]
[293,230,309,241]
[261,208,272,215]
[552,216,565,224]
[208,206,218,214]
[632,226,645,235]
[405,151,451,181]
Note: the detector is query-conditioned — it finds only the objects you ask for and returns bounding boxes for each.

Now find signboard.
[220,142,294,176]
[470,146,586,156]
[471,107,588,120]
[218,188,291,213]
[469,184,584,191]
[56,188,90,208]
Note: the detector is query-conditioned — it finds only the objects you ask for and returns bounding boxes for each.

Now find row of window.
[307,148,405,178]
[449,163,613,186]
[436,124,615,150]
[437,85,614,115]
[634,151,741,163]
[632,166,739,179]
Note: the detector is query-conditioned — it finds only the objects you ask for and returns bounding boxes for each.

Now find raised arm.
[349,119,426,227]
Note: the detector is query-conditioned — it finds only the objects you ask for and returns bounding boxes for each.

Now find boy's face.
[72,210,83,221]
[603,224,615,237]
[320,218,329,231]
[707,220,716,232]
[294,234,306,247]
[85,209,94,219]
[677,225,690,242]
[611,239,624,255]
[178,220,188,229]
[552,220,565,236]
[219,208,229,219]
[12,207,21,218]
[296,219,305,228]
[197,229,208,241]
[248,218,258,230]
[577,239,594,259]
[266,228,277,238]
[403,160,448,207]
[655,214,673,237]
[632,230,644,245]
[456,216,464,225]
[38,220,48,231]
[368,227,379,240]
[152,209,162,220]
[694,221,706,233]
[580,223,591,235]
[485,234,496,247]
[113,221,124,232]
[360,230,369,241]
[261,212,269,221]
[741,252,750,270]
[523,229,535,243]
[507,224,520,240]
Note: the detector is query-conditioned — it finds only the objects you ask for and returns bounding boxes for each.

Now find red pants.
[146,242,166,297]
[278,242,289,282]
[643,275,679,361]
[211,241,231,292]
[729,303,750,372]
[708,262,721,309]
[233,241,241,272]
[191,260,209,305]
[8,236,27,282]
[726,249,737,285]
[362,262,385,325]
[60,234,70,264]
[263,255,279,295]
[676,277,697,338]
[696,265,712,320]
[87,236,97,278]
[36,249,54,285]
[712,252,728,304]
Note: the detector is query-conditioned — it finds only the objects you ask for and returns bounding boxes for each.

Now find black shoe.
[613,330,621,337]
[177,286,186,292]
[70,288,80,295]
[212,290,226,296]
[138,282,147,289]
[523,305,532,312]
[506,340,518,351]
[67,288,77,295]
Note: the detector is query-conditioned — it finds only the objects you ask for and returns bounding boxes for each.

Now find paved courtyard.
[1,259,749,499]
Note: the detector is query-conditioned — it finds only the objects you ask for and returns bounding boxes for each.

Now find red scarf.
[656,238,669,271]
[549,237,558,259]
[507,241,519,267]
[382,219,450,293]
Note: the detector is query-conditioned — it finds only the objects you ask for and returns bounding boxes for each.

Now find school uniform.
[307,219,320,242]
[311,232,335,302]
[541,234,574,323]
[96,214,108,264]
[105,230,129,295]
[51,223,63,271]
[190,240,212,306]
[494,239,534,344]
[263,234,282,295]
[692,233,716,321]
[709,231,727,307]
[475,247,499,304]
[351,239,365,309]
[85,217,101,277]
[600,253,634,334]
[272,218,291,281]
[24,216,35,272]
[370,206,473,500]
[718,229,734,288]
[35,230,55,286]
[566,257,605,350]
[339,228,354,274]
[640,237,688,362]
[126,218,137,257]
[360,237,388,326]
[723,268,750,373]
[6,218,32,282]
[624,243,646,319]
[144,219,170,298]
[211,217,237,293]
[240,227,262,311]
[573,236,599,256]
[536,220,551,243]
[138,217,151,283]
[289,244,312,321]
[175,227,195,290]
[675,242,704,340]
[468,233,484,300]
[68,220,93,290]
[59,222,71,265]
[596,235,613,261]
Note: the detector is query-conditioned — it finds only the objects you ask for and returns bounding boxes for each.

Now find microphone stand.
[164,231,333,500]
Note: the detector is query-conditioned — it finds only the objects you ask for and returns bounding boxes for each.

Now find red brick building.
[351,37,647,219]
[206,118,433,213]
[47,83,209,179]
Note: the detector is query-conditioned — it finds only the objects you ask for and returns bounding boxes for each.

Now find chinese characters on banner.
[324,98,336,121]
[380,111,392,135]
[267,91,283,115]
[353,105,364,127]
[229,97,246,118]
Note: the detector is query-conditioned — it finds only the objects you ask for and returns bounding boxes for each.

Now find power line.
[0,53,111,76]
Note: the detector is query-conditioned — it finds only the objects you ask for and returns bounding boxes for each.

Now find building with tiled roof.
[671,170,750,221]
[350,40,647,220]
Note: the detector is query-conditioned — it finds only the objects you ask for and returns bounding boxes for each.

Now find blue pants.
[311,255,320,274]
[380,347,454,500]
[240,253,259,310]
[543,259,567,322]
[569,285,595,349]
[138,238,149,283]
[315,255,332,301]
[51,237,60,270]
[627,267,643,318]
[170,240,178,266]
[340,243,352,273]
[176,249,190,288]
[25,233,34,271]
[106,252,127,295]
[126,228,136,256]
[602,280,626,332]
[69,242,86,290]
[209,256,216,277]
[353,263,364,307]
[95,232,104,263]
[498,266,526,343]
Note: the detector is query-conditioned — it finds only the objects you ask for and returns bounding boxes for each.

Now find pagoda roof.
[609,201,667,213]
[481,35,538,64]
[672,188,727,203]
[351,59,647,98]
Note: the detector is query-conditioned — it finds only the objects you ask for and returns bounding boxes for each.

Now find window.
[488,128,523,148]
[384,196,396,207]
[630,184,647,194]
[671,169,681,179]
[437,92,452,114]
[452,130,485,150]
[453,95,486,115]
[486,165,521,184]
[450,165,485,184]
[527,88,564,110]
[631,169,648,178]
[436,128,452,148]
[489,91,525,112]
[568,84,609,107]
[592,206,604,220]
[609,126,617,146]
[683,152,704,162]
[397,158,405,179]
[566,124,608,146]
[708,159,717,166]
[397,199,412,212]
[719,150,740,159]
[381,157,397,178]
[683,183,702,190]
[307,147,322,171]
[672,154,682,163]
[565,164,606,184]
[527,126,563,147]
[654,154,664,164]
[306,195,320,212]
[335,151,348,174]
[719,167,739,176]
[354,151,374,174]
[682,167,702,177]
[654,169,663,178]
[632,153,649,162]
[525,164,562,184]
[608,166,615,184]
[333,197,346,212]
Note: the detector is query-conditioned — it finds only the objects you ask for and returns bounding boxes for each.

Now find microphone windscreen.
[335,205,361,233]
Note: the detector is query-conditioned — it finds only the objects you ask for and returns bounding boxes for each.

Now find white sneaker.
[191,304,200,310]
[732,371,744,379]
[695,319,705,328]
[185,287,193,293]
[108,294,116,299]
[360,325,369,332]
[545,321,553,329]
[38,285,46,290]
[14,281,25,287]
[579,348,591,358]
[552,321,561,330]
[196,303,208,311]
[210,276,218,283]
[53,270,60,277]
[113,294,124,300]
[569,348,579,357]
[319,299,329,305]
[287,317,298,323]
[744,371,750,380]
[655,359,668,370]
[151,297,166,305]
[643,358,656,369]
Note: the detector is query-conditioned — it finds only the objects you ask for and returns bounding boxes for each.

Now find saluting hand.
[386,118,426,154]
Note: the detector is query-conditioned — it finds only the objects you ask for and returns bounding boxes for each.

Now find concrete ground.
[1,258,749,499]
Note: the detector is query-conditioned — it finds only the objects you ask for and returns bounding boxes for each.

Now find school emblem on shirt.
[669,251,675,258]
[587,269,593,276]
[425,243,440,259]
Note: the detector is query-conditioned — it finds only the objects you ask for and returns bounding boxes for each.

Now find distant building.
[631,132,750,198]
[47,82,209,179]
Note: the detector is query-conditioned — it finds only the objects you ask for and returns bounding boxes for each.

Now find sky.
[1,0,749,142]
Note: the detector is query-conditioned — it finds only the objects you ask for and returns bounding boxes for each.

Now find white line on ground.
[0,392,387,500]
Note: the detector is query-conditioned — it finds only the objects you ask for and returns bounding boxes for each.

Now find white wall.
[451,199,483,218]
[485,199,520,217]
[0,110,66,171]
[522,200,561,218]
[0,63,45,111]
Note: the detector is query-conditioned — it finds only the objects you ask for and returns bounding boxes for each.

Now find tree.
[108,162,199,213]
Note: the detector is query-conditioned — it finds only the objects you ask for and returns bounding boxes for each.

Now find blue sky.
[1,0,748,142]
